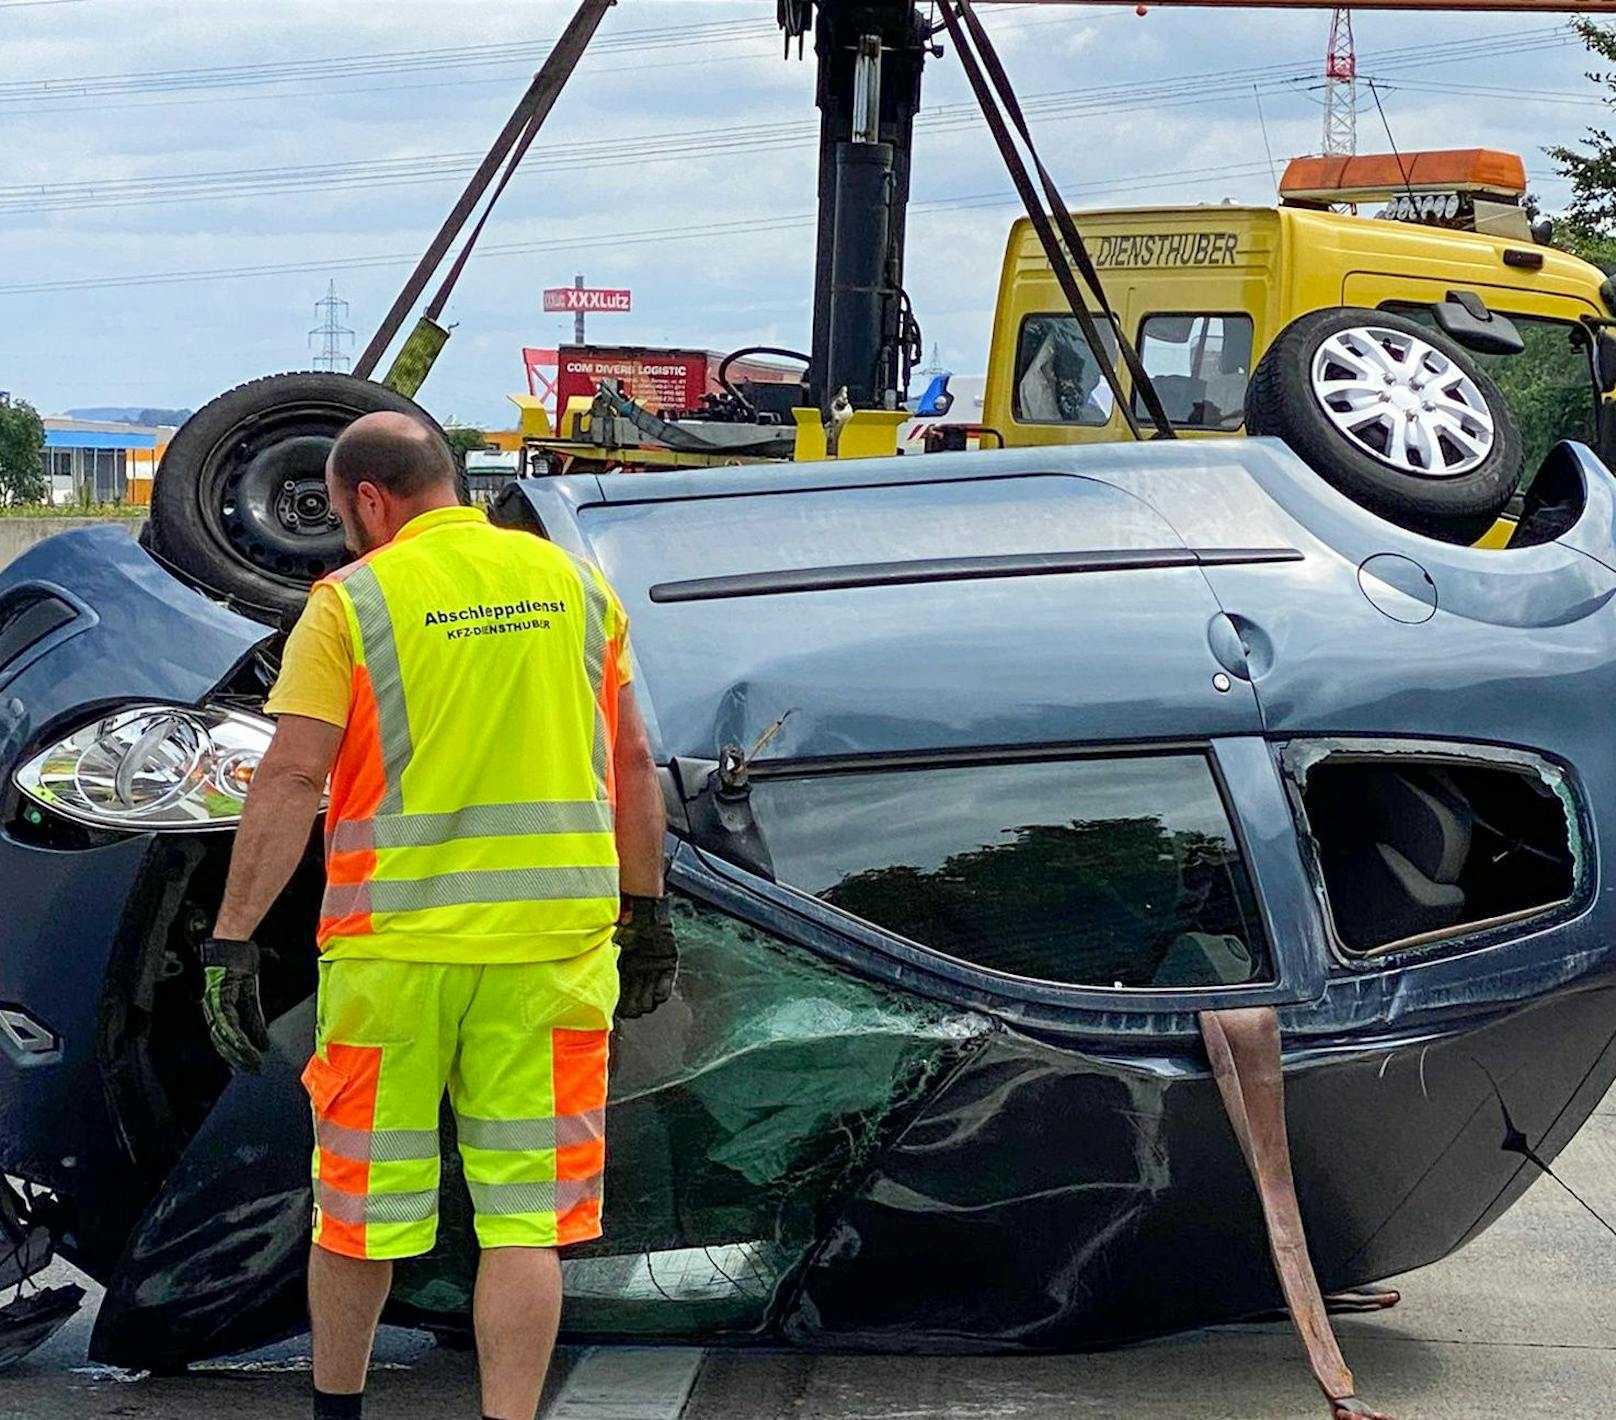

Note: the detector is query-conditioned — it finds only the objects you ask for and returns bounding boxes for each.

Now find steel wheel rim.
[1310,325,1495,478]
[195,403,354,585]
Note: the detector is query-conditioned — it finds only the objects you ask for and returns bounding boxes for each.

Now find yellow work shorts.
[300,945,619,1261]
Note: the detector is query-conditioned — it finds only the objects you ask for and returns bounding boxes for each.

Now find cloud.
[0,0,1599,422]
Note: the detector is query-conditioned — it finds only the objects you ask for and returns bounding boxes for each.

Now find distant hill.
[66,406,193,427]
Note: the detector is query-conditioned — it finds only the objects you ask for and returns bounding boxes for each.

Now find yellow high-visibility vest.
[317,506,626,963]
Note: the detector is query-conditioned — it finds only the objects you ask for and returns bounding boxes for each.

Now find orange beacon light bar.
[1279,150,1529,205]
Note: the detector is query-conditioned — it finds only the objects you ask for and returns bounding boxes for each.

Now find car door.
[502,455,1331,1023]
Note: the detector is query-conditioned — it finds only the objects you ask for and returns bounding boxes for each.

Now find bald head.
[325,410,461,555]
[328,411,457,500]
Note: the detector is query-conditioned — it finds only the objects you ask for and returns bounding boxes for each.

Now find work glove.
[200,936,270,1073]
[615,895,678,1021]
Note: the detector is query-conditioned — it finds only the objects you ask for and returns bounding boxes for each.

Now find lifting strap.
[353,0,615,381]
[938,1,1175,440]
[1200,1008,1394,1420]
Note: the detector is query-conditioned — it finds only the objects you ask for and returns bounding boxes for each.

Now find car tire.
[1244,307,1523,544]
[148,372,447,625]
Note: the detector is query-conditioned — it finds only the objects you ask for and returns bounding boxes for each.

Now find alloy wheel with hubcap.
[1310,325,1495,479]
[1245,306,1522,545]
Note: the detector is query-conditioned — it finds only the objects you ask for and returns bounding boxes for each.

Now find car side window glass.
[748,755,1272,990]
[1134,315,1255,431]
[1013,315,1119,426]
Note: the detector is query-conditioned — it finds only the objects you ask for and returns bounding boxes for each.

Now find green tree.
[1557,222,1616,271]
[0,398,47,506]
[1548,21,1616,232]
[1477,319,1598,471]
[443,424,489,467]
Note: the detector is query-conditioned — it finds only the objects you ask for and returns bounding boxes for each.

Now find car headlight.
[14,705,274,831]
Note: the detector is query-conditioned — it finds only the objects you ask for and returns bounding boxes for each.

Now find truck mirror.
[1597,331,1616,393]
[1433,293,1525,357]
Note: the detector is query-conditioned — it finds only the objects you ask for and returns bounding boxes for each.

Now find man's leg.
[452,951,618,1420]
[474,1246,563,1420]
[303,960,455,1415]
[309,1248,394,1397]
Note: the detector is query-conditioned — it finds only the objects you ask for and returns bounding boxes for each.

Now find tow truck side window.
[748,754,1273,991]
[1012,314,1119,426]
[1385,305,1595,474]
[1133,314,1254,431]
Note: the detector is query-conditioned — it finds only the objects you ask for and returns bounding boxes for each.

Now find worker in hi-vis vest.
[199,411,675,1420]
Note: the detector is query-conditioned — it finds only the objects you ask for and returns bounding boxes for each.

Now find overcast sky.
[0,0,1605,428]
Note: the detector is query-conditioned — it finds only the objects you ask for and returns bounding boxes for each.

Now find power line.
[0,4,1091,112]
[1371,78,1608,108]
[0,20,775,99]
[0,26,1567,219]
[0,42,795,120]
[9,152,1574,302]
[15,5,1538,126]
[1254,85,1279,189]
[0,159,1283,298]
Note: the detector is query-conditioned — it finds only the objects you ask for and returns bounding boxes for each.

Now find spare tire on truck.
[1244,307,1523,545]
[147,372,454,626]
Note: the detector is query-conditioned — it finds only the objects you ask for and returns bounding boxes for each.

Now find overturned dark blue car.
[3,432,1615,1411]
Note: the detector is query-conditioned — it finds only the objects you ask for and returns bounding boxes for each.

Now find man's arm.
[613,683,664,897]
[213,714,344,940]
[612,684,674,1019]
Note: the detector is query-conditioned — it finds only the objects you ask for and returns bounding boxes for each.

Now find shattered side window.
[1289,745,1583,958]
[749,754,1272,990]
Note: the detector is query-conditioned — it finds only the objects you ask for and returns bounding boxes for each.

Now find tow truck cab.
[983,149,1616,495]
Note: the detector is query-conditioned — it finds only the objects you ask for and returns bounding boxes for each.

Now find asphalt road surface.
[6,1086,1614,1420]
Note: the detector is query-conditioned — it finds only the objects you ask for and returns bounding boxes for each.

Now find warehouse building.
[41,417,174,505]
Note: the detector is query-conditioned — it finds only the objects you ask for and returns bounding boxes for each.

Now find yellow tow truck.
[982,147,1616,543]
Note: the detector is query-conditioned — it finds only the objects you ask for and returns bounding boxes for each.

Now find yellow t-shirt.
[264,584,354,727]
[265,572,634,728]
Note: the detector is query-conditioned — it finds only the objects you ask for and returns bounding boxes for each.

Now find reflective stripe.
[366,1186,441,1225]
[322,881,370,918]
[321,558,371,587]
[317,1117,439,1165]
[323,865,618,919]
[467,1174,601,1218]
[566,553,611,801]
[345,564,414,815]
[317,1181,439,1226]
[457,1107,605,1153]
[330,801,615,856]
